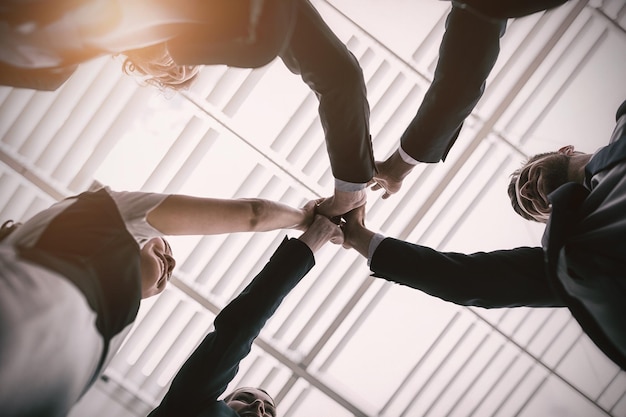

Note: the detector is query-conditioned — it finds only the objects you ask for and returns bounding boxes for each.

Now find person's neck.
[568,153,593,184]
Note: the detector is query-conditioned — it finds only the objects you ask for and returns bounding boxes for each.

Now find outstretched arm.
[400,6,505,162]
[279,0,375,198]
[148,215,341,416]
[343,205,564,308]
[371,238,563,308]
[371,6,506,198]
[0,64,76,90]
[167,0,298,69]
[146,195,315,235]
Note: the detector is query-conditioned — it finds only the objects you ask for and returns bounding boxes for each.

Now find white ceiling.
[1,1,626,416]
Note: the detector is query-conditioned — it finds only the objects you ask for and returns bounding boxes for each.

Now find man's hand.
[340,205,374,259]
[316,188,366,219]
[299,215,344,253]
[369,150,416,199]
[341,204,365,250]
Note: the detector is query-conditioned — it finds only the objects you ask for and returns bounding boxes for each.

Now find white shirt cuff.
[335,179,367,192]
[367,233,386,266]
[398,146,420,165]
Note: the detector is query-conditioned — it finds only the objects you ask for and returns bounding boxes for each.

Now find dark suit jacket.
[147,237,314,417]
[170,0,374,184]
[401,1,569,163]
[0,0,112,90]
[371,100,626,369]
[0,63,77,91]
[1,0,375,184]
[454,0,569,19]
[400,6,506,163]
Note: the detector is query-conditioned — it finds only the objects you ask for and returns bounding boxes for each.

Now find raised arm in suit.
[370,1,572,199]
[342,205,563,309]
[148,214,343,417]
[278,0,374,217]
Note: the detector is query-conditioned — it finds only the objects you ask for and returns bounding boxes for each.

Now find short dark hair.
[507,151,559,222]
[223,387,274,405]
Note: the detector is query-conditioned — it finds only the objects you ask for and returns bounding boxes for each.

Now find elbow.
[338,51,366,91]
[241,0,297,68]
[247,199,269,231]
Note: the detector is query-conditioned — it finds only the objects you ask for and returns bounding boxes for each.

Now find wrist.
[299,208,314,230]
[387,150,416,181]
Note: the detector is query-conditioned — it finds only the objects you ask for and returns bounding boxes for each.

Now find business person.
[148,214,343,417]
[1,0,373,219]
[0,186,314,417]
[343,99,626,370]
[127,0,377,219]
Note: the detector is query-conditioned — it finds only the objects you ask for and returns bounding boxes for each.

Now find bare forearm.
[146,195,310,236]
[347,225,374,259]
[242,198,310,232]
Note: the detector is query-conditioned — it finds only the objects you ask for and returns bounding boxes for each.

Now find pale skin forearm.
[146,195,313,236]
[346,224,375,259]
[342,205,375,259]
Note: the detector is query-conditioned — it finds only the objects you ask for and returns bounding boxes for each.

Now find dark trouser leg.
[455,0,570,19]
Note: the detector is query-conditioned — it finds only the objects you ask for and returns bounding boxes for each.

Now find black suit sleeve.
[279,0,375,184]
[148,237,314,417]
[400,6,506,162]
[0,64,76,90]
[455,0,569,19]
[167,0,297,68]
[370,237,565,308]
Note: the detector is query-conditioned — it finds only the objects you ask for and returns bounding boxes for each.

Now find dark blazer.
[1,0,375,184]
[371,100,626,369]
[400,5,506,163]
[0,64,77,91]
[148,237,314,417]
[454,0,569,19]
[0,0,109,90]
[542,100,626,369]
[401,1,570,163]
[170,0,374,184]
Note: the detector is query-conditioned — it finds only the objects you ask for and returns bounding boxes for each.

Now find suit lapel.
[584,108,626,185]
[542,182,589,269]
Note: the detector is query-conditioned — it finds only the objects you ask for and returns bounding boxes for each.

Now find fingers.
[369,178,398,199]
[315,215,345,245]
[329,223,345,245]
[330,235,344,245]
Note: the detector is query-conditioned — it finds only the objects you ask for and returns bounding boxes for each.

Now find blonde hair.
[121,43,199,91]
